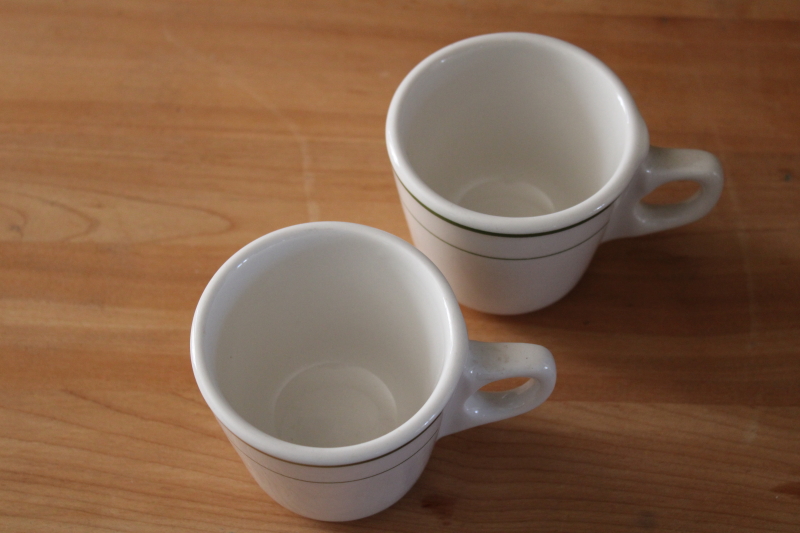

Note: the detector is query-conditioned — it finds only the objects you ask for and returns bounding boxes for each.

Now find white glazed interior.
[387,32,648,234]
[191,222,466,465]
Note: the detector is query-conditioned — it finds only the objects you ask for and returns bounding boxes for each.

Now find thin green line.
[395,175,613,238]
[226,412,441,469]
[404,203,609,261]
[232,429,439,485]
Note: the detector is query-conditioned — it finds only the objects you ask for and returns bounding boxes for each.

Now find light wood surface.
[2,1,799,531]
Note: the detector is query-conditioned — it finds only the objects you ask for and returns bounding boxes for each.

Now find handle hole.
[467,378,537,413]
[480,377,533,392]
[642,180,700,205]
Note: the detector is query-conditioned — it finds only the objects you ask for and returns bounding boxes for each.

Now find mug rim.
[190,222,467,466]
[385,32,649,236]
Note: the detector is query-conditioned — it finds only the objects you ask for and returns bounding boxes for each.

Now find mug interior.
[198,225,452,448]
[395,34,634,217]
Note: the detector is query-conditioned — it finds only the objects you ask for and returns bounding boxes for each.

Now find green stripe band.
[225,412,441,469]
[231,429,439,485]
[403,202,609,261]
[395,175,614,238]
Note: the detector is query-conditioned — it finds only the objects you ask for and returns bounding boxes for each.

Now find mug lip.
[190,221,468,467]
[386,32,649,236]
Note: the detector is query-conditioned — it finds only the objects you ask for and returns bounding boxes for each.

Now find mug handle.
[602,146,724,242]
[438,341,556,439]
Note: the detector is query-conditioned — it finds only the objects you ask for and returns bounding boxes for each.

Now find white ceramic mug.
[190,222,556,521]
[386,33,724,315]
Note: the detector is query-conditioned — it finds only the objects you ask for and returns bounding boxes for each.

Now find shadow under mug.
[386,32,724,315]
[190,222,556,521]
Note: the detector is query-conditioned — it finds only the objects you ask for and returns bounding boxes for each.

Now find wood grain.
[1,1,798,531]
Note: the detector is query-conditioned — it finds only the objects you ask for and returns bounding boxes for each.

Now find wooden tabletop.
[2,1,798,531]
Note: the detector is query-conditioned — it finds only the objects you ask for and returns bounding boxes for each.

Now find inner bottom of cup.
[206,225,451,449]
[453,176,556,217]
[273,362,399,447]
